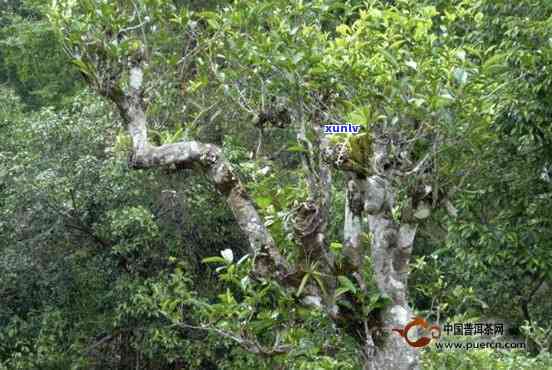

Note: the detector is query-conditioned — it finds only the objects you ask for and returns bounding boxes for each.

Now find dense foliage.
[1,0,551,369]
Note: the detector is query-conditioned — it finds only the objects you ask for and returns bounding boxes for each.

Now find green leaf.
[287,144,307,153]
[202,256,226,264]
[366,295,392,311]
[237,254,250,265]
[296,273,311,297]
[330,242,343,254]
[207,19,219,29]
[482,52,509,74]
[292,52,304,65]
[255,196,272,209]
[337,275,357,294]
[335,287,351,298]
[312,274,327,296]
[71,58,93,77]
[379,48,399,69]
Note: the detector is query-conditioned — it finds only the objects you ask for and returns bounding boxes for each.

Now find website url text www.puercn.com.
[434,341,526,351]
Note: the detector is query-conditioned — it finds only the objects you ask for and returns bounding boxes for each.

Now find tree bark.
[107,67,290,280]
[343,172,365,272]
[362,175,419,370]
[339,171,419,369]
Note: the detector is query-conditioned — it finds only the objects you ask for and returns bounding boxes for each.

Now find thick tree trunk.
[362,175,419,370]
[342,172,419,370]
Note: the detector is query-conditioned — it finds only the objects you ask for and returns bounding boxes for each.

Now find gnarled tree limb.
[99,66,290,279]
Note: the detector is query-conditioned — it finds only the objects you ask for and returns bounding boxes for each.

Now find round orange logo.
[392,316,441,348]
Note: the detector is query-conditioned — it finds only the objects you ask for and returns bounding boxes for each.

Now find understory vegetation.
[1,0,551,369]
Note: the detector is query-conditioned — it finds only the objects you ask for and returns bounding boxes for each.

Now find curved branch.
[175,323,291,356]
[103,67,290,279]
